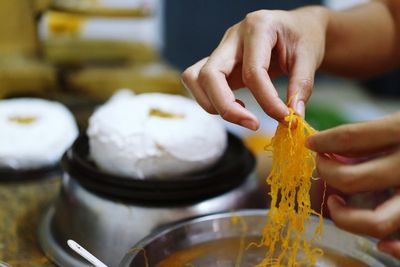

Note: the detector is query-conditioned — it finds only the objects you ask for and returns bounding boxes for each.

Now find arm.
[322,0,400,78]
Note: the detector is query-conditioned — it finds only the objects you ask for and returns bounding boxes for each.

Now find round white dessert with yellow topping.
[0,98,78,170]
[88,91,227,179]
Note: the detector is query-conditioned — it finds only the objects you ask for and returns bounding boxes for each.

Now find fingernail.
[283,104,290,116]
[295,100,305,118]
[378,244,393,255]
[288,94,298,107]
[239,119,257,130]
[305,137,312,148]
[180,78,189,89]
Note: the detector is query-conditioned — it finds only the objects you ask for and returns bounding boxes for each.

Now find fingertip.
[378,240,399,257]
[295,100,305,118]
[327,194,346,211]
[331,194,346,205]
[227,102,260,130]
[239,119,259,131]
[315,152,328,163]
[306,132,325,152]
[281,102,291,117]
[287,93,305,118]
[275,103,290,124]
[305,136,314,149]
[327,195,347,223]
[378,240,390,253]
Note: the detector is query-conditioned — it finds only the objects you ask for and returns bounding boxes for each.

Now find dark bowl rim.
[61,133,256,202]
[0,163,61,182]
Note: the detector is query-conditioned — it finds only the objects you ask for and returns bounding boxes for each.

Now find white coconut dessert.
[0,98,79,170]
[88,90,227,179]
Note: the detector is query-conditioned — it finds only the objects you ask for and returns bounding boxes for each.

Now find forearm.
[321,0,400,78]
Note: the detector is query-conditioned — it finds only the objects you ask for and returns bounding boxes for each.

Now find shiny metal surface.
[0,261,11,267]
[120,210,400,267]
[39,171,263,267]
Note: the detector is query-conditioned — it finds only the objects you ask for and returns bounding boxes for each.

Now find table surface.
[0,177,60,267]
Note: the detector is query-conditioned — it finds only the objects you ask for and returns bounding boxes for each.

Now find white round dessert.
[0,98,78,170]
[88,91,227,179]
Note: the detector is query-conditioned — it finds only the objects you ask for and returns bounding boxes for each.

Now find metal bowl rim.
[125,209,334,258]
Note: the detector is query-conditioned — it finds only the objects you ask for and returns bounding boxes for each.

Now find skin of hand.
[182,6,329,130]
[306,112,400,259]
[182,0,400,130]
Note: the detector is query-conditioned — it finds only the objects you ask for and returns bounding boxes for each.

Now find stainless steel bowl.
[39,134,264,267]
[120,210,400,267]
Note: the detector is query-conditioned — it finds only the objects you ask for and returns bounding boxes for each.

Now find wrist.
[297,6,331,32]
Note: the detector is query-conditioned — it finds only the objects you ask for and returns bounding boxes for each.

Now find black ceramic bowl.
[0,164,60,182]
[62,133,255,203]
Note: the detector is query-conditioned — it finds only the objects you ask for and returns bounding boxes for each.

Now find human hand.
[306,112,400,258]
[182,7,328,130]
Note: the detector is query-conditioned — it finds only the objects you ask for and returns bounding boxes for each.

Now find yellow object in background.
[0,1,38,56]
[66,63,184,100]
[0,57,56,99]
[33,0,52,13]
[43,39,158,65]
[243,134,271,155]
[52,0,154,17]
[47,11,86,36]
[38,11,161,64]
[243,134,272,181]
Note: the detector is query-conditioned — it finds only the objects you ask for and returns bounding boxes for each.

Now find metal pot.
[39,133,263,267]
[121,210,400,267]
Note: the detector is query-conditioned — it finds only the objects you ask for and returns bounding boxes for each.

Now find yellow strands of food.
[258,109,323,267]
[128,248,150,267]
[231,212,249,267]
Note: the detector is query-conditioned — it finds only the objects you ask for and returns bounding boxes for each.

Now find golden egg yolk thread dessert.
[143,108,325,267]
[256,108,323,267]
[128,247,149,267]
[231,212,249,267]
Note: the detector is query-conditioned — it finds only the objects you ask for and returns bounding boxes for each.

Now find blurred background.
[3,0,322,102]
[0,0,398,132]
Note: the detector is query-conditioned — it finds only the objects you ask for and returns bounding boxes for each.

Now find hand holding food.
[182,6,328,129]
[307,112,400,258]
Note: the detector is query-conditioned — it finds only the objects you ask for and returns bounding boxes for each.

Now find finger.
[227,63,245,90]
[328,193,400,239]
[287,51,315,118]
[307,114,400,156]
[316,152,400,194]
[200,26,260,130]
[181,58,218,114]
[241,24,289,121]
[378,239,400,259]
[268,54,284,79]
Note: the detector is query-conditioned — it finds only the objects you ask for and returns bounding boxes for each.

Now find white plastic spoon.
[67,239,108,267]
